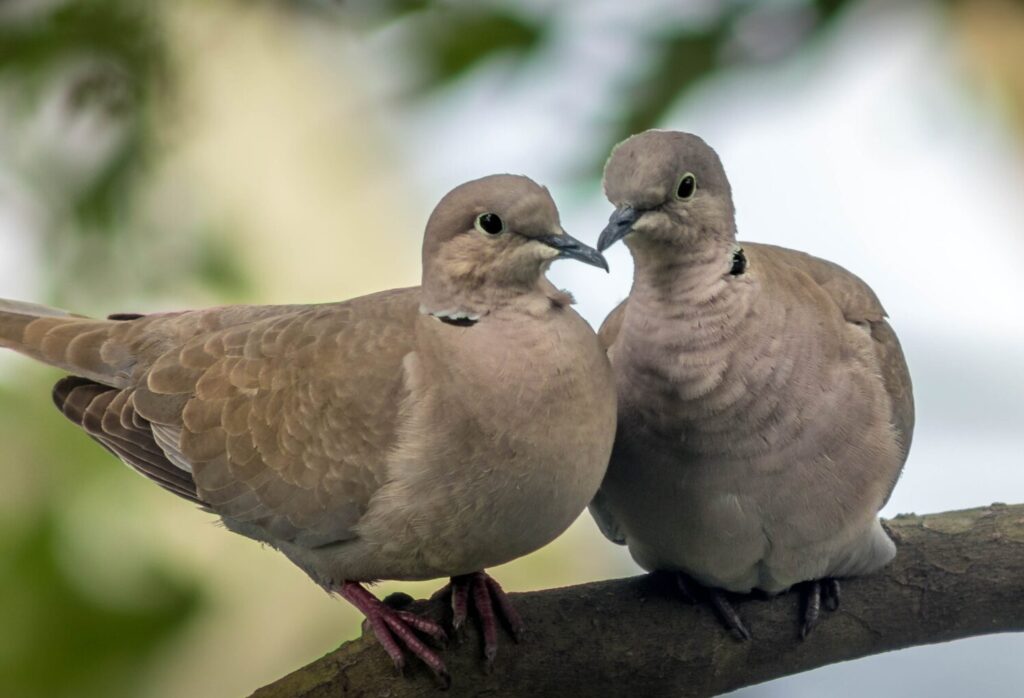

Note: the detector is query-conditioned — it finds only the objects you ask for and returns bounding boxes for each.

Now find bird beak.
[537,231,610,272]
[597,205,641,251]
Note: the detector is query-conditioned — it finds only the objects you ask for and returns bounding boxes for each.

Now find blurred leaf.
[73,121,145,232]
[619,27,727,146]
[0,374,203,698]
[194,235,253,301]
[814,0,853,20]
[1,0,165,232]
[0,514,202,698]
[0,0,161,77]
[592,0,861,177]
[411,8,544,89]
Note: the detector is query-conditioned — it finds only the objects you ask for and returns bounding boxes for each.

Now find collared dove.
[0,174,617,683]
[590,130,913,639]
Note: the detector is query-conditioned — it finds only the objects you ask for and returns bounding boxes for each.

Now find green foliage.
[596,0,860,174]
[0,0,165,232]
[0,0,161,78]
[0,515,202,698]
[320,0,862,176]
[194,235,254,301]
[409,7,545,88]
[619,26,726,150]
[0,373,203,698]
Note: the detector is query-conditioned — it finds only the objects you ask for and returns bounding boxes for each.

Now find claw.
[338,581,448,681]
[671,572,751,641]
[484,574,525,641]
[450,577,470,635]
[395,609,448,646]
[708,588,752,642]
[822,578,841,612]
[800,580,822,640]
[447,571,524,669]
[673,572,700,605]
[800,578,840,639]
[473,577,499,666]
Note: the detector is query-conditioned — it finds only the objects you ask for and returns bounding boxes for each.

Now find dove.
[0,174,617,684]
[589,130,914,640]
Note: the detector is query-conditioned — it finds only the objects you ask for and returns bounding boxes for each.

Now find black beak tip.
[598,205,641,252]
[574,247,610,272]
[539,231,609,272]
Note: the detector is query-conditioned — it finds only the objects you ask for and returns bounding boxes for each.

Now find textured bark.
[252,504,1024,697]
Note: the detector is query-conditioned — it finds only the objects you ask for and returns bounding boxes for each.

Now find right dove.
[0,174,617,684]
[590,130,914,640]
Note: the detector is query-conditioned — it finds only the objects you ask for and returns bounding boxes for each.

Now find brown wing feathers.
[4,290,418,547]
[52,376,203,504]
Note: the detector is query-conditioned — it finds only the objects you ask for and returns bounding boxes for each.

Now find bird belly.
[317,322,617,584]
[604,454,768,592]
[605,428,899,594]
[335,445,609,583]
[605,308,906,592]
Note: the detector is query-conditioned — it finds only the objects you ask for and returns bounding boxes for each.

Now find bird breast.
[349,308,617,581]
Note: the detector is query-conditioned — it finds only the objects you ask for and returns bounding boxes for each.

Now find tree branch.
[251,504,1024,697]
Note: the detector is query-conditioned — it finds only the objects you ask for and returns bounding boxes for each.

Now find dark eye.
[676,173,697,199]
[474,212,504,235]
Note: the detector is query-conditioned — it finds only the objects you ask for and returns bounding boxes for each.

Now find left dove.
[0,174,617,686]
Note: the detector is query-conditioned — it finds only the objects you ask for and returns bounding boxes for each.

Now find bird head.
[598,130,736,253]
[421,174,607,317]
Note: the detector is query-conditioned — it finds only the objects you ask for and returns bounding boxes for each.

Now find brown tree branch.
[251,504,1024,697]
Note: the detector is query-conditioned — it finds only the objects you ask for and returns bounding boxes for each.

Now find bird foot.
[434,571,524,670]
[822,578,841,612]
[800,578,841,639]
[673,572,751,641]
[339,581,450,688]
[708,588,752,642]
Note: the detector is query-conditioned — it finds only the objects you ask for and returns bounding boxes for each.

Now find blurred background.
[0,0,1022,696]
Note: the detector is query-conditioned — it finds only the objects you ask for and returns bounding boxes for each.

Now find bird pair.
[0,130,913,687]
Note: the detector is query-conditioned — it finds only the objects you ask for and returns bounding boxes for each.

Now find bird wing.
[598,300,627,354]
[588,489,627,545]
[746,243,915,502]
[591,301,628,544]
[2,288,421,547]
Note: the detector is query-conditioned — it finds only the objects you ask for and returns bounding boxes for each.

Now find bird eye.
[676,173,697,200]
[474,213,504,236]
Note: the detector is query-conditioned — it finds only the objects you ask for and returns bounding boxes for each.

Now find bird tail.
[0,299,128,387]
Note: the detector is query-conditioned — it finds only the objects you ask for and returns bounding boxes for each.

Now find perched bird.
[0,174,617,684]
[590,131,914,639]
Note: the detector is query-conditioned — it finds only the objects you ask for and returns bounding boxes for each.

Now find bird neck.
[614,236,755,418]
[626,235,740,310]
[420,272,570,320]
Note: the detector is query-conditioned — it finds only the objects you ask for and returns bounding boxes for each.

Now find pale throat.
[622,231,751,352]
[419,269,566,322]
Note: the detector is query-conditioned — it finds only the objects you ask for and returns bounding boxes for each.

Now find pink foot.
[434,571,524,670]
[338,581,450,687]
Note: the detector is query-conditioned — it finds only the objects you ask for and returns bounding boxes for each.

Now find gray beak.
[598,205,641,251]
[537,231,609,272]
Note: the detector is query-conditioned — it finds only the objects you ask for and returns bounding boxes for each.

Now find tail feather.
[0,298,130,387]
[0,298,82,319]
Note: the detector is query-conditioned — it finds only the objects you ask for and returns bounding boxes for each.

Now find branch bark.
[251,504,1024,697]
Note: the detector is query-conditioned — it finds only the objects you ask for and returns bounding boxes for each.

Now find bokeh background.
[0,0,1022,696]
